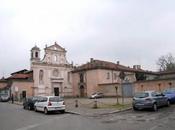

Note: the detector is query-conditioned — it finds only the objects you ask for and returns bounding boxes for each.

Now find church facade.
[31,42,73,97]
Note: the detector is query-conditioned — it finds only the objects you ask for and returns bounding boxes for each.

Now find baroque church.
[31,42,73,97]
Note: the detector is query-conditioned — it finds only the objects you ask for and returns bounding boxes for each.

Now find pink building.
[72,58,153,97]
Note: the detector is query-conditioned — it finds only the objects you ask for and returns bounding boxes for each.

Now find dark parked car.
[23,96,40,110]
[163,88,175,103]
[90,92,104,99]
[133,91,170,111]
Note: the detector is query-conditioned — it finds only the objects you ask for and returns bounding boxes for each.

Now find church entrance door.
[80,85,85,97]
[54,88,59,96]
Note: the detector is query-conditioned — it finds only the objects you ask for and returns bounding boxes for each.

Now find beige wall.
[0,82,7,89]
[72,69,137,97]
[134,79,175,93]
[86,70,99,96]
[98,70,120,84]
[11,81,34,100]
[72,72,80,97]
[98,84,122,97]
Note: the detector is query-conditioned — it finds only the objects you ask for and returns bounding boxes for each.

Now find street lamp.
[119,71,126,105]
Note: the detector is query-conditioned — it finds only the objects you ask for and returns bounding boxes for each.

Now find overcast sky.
[0,0,175,77]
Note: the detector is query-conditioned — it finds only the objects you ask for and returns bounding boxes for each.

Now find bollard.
[93,100,98,109]
[75,100,78,108]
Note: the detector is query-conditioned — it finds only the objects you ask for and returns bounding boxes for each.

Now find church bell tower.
[31,45,40,63]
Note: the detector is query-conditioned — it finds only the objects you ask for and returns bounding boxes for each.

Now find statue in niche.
[39,70,44,84]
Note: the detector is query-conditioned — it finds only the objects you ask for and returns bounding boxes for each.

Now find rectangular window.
[114,73,117,80]
[107,72,110,79]
[68,72,71,83]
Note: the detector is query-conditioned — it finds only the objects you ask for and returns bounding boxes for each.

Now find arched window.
[35,52,38,58]
[80,73,84,83]
[39,70,44,84]
[53,69,59,77]
[54,55,58,62]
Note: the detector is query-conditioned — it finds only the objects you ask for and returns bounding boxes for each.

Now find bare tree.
[157,53,175,71]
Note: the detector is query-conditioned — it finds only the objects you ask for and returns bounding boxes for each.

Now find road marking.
[16,114,70,130]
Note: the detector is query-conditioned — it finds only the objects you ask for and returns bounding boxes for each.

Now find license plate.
[137,103,144,106]
[55,107,61,110]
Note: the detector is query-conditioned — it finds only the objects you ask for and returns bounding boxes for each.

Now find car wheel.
[133,106,138,111]
[153,103,158,111]
[28,106,31,110]
[34,106,37,112]
[59,110,65,114]
[44,108,48,114]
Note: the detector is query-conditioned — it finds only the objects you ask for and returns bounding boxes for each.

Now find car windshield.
[134,92,149,98]
[0,94,8,97]
[163,89,175,94]
[49,97,63,102]
[27,98,32,101]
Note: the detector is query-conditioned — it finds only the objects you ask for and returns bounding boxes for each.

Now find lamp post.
[119,71,125,105]
[115,86,119,104]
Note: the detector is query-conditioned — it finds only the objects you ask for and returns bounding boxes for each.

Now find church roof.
[45,42,66,52]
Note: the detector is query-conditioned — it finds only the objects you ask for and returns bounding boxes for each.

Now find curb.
[66,107,132,117]
[14,102,23,106]
[66,111,81,115]
[8,101,23,106]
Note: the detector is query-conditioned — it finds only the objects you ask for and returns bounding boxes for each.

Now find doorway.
[54,88,59,96]
[22,91,26,99]
[80,85,85,97]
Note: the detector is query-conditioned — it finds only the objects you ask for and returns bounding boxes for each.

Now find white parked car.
[34,96,65,114]
[90,92,104,99]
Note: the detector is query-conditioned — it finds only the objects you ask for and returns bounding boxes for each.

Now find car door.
[155,92,166,106]
[35,98,41,111]
[159,94,168,106]
[35,97,43,111]
[41,97,48,112]
[152,92,162,106]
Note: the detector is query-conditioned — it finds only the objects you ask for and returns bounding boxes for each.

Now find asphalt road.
[0,102,175,130]
[90,104,175,130]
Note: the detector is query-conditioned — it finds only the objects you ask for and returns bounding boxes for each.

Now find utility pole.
[115,86,119,104]
[119,71,125,105]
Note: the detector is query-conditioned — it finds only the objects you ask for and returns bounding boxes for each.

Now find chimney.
[133,65,141,70]
[117,61,120,65]
[90,58,94,62]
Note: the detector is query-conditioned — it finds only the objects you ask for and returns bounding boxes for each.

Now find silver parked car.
[90,92,104,99]
[0,94,10,102]
[132,91,170,111]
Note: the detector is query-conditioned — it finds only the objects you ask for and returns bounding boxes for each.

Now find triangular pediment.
[46,42,66,52]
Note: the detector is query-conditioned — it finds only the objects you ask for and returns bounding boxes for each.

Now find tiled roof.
[157,70,175,75]
[7,73,32,80]
[11,69,28,75]
[0,77,7,82]
[72,59,156,74]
